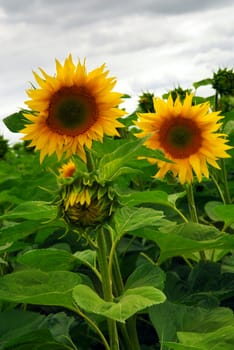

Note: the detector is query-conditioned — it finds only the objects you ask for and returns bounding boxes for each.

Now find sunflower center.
[47,87,98,136]
[158,117,202,158]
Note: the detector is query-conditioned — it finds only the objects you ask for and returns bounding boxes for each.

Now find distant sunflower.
[59,159,76,178]
[21,55,125,162]
[135,94,232,184]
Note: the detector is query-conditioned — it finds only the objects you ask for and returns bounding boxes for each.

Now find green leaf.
[39,312,75,344]
[0,310,45,346]
[112,206,164,240]
[3,110,30,133]
[131,223,234,263]
[149,301,234,346]
[124,262,166,291]
[0,201,57,221]
[193,78,213,89]
[0,221,41,246]
[0,270,82,309]
[205,203,234,227]
[98,137,147,182]
[17,248,75,271]
[73,285,166,323]
[0,311,75,350]
[118,190,172,208]
[223,120,234,135]
[1,329,71,350]
[222,253,234,273]
[163,342,201,350]
[73,249,96,269]
[204,201,224,221]
[177,326,234,350]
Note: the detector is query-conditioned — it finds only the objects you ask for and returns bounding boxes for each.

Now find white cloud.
[0,0,233,142]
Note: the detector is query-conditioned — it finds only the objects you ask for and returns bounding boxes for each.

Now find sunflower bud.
[0,136,9,159]
[212,68,234,96]
[164,86,192,103]
[138,92,155,112]
[58,161,116,227]
[63,183,115,227]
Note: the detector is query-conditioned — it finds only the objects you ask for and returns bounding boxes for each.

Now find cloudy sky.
[0,0,234,143]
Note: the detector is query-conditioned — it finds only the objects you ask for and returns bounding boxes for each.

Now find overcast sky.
[0,0,234,143]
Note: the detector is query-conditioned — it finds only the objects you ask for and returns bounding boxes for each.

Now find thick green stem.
[108,236,141,350]
[186,183,206,261]
[85,148,96,172]
[126,316,141,350]
[220,158,232,204]
[97,227,119,350]
[214,91,231,204]
[186,183,199,223]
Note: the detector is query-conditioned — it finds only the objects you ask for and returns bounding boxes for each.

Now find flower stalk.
[97,227,119,350]
[186,183,206,261]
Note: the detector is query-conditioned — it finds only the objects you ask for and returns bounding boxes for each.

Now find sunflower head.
[135,93,232,184]
[21,54,125,163]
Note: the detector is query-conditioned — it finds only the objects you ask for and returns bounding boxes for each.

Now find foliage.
[0,68,234,350]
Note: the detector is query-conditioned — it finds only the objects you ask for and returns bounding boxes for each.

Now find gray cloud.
[0,0,234,143]
[1,0,234,26]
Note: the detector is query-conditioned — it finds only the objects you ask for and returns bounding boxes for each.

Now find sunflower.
[135,94,232,184]
[59,159,76,178]
[21,55,125,162]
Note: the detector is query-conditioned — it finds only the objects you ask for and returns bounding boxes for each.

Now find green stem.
[85,148,95,172]
[97,227,119,350]
[126,316,141,350]
[69,306,110,350]
[220,158,232,204]
[109,236,141,350]
[186,183,199,223]
[210,173,226,204]
[186,183,206,261]
[172,205,189,223]
[214,91,231,204]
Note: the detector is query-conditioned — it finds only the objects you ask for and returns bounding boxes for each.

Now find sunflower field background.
[0,61,234,350]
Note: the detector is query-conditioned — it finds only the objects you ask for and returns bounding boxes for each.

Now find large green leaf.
[0,310,45,348]
[118,190,172,207]
[73,284,166,323]
[124,262,165,291]
[73,249,97,269]
[0,201,57,221]
[131,223,234,263]
[177,325,234,350]
[0,221,41,246]
[0,270,82,309]
[17,248,75,271]
[149,301,234,349]
[98,137,147,182]
[205,202,234,227]
[1,329,73,350]
[0,311,75,350]
[112,206,164,240]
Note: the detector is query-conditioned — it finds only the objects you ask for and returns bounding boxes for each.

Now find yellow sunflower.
[59,159,76,178]
[21,54,125,162]
[135,94,232,184]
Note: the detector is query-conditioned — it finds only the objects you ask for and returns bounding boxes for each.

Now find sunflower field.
[0,57,234,350]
